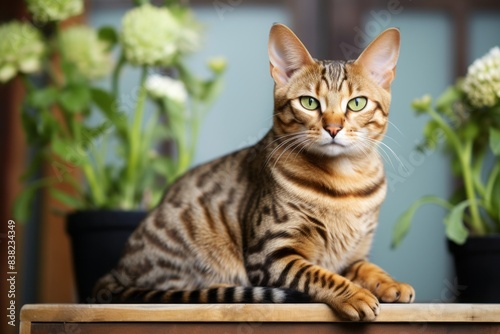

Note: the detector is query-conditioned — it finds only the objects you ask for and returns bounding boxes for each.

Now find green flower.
[121,4,181,66]
[26,0,83,23]
[411,94,432,113]
[0,21,45,83]
[207,57,227,75]
[462,46,500,108]
[59,26,112,80]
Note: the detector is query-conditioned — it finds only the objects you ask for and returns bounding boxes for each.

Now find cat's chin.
[309,142,357,158]
[308,138,376,159]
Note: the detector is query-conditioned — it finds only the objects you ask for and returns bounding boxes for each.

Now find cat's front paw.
[373,281,415,303]
[332,285,380,321]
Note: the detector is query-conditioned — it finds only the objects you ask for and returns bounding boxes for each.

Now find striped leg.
[344,260,415,303]
[249,255,380,321]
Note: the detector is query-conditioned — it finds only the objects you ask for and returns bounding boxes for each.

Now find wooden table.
[20,303,500,333]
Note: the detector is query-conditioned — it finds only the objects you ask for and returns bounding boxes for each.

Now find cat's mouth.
[322,139,346,147]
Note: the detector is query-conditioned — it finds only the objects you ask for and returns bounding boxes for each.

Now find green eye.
[347,97,367,111]
[300,96,320,111]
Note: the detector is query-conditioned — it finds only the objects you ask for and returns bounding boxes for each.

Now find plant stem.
[81,161,105,207]
[175,114,190,179]
[485,162,500,224]
[427,107,462,156]
[112,53,126,97]
[427,107,486,235]
[472,147,487,198]
[124,66,148,208]
[188,105,202,167]
[461,139,487,235]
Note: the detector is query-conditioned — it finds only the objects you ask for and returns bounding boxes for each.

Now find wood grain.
[28,322,500,334]
[20,303,500,323]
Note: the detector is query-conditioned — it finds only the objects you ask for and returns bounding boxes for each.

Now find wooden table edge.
[19,303,500,323]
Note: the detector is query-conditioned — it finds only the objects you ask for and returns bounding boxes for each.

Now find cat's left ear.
[355,28,400,90]
[268,23,315,86]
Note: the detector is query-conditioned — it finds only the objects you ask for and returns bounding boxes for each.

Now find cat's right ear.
[268,23,315,86]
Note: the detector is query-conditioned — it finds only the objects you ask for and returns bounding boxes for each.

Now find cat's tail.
[93,271,311,304]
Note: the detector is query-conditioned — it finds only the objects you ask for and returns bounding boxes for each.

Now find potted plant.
[2,0,226,302]
[392,47,500,302]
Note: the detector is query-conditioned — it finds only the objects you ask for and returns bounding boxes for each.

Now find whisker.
[368,140,395,169]
[388,120,405,137]
[352,140,373,161]
[264,131,308,150]
[273,136,308,168]
[283,138,308,164]
[264,133,308,168]
[382,135,400,147]
[358,136,392,165]
[287,138,316,162]
[363,136,408,172]
[295,138,316,158]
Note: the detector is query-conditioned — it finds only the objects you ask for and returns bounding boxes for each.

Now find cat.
[94,23,415,321]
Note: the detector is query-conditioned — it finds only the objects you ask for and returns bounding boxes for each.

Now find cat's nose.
[324,124,343,138]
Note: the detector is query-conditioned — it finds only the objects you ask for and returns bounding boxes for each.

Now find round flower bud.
[59,26,112,80]
[0,21,45,82]
[121,4,181,67]
[26,0,83,23]
[462,46,500,108]
[207,57,227,75]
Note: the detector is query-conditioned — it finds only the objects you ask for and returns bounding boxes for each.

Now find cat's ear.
[268,23,315,86]
[355,28,400,90]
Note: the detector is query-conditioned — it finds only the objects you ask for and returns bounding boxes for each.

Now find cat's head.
[268,23,400,159]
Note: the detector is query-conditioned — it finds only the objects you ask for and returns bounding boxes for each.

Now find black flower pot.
[448,235,500,303]
[66,210,147,303]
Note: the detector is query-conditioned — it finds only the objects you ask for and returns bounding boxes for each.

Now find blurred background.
[1,0,500,331]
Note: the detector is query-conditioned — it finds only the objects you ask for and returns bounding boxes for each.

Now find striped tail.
[93,272,311,304]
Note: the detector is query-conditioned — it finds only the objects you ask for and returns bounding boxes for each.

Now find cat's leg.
[344,260,415,303]
[249,256,380,321]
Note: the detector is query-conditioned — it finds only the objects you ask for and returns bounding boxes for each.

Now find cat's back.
[117,143,262,289]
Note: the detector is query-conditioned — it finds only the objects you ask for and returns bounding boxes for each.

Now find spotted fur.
[94,24,415,321]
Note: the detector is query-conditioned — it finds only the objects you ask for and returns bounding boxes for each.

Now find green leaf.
[392,196,452,249]
[492,174,500,224]
[49,188,83,209]
[59,84,91,113]
[461,122,480,142]
[177,62,204,98]
[32,109,59,143]
[490,128,500,156]
[90,87,114,113]
[13,179,53,223]
[90,88,127,139]
[97,26,118,51]
[52,139,86,167]
[152,156,176,180]
[60,60,87,86]
[20,151,46,182]
[20,108,39,143]
[27,87,59,109]
[435,86,460,114]
[200,77,224,107]
[443,200,471,244]
[421,120,442,151]
[81,122,113,147]
[484,164,500,224]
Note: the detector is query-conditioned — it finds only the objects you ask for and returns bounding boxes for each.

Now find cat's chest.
[324,208,378,260]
